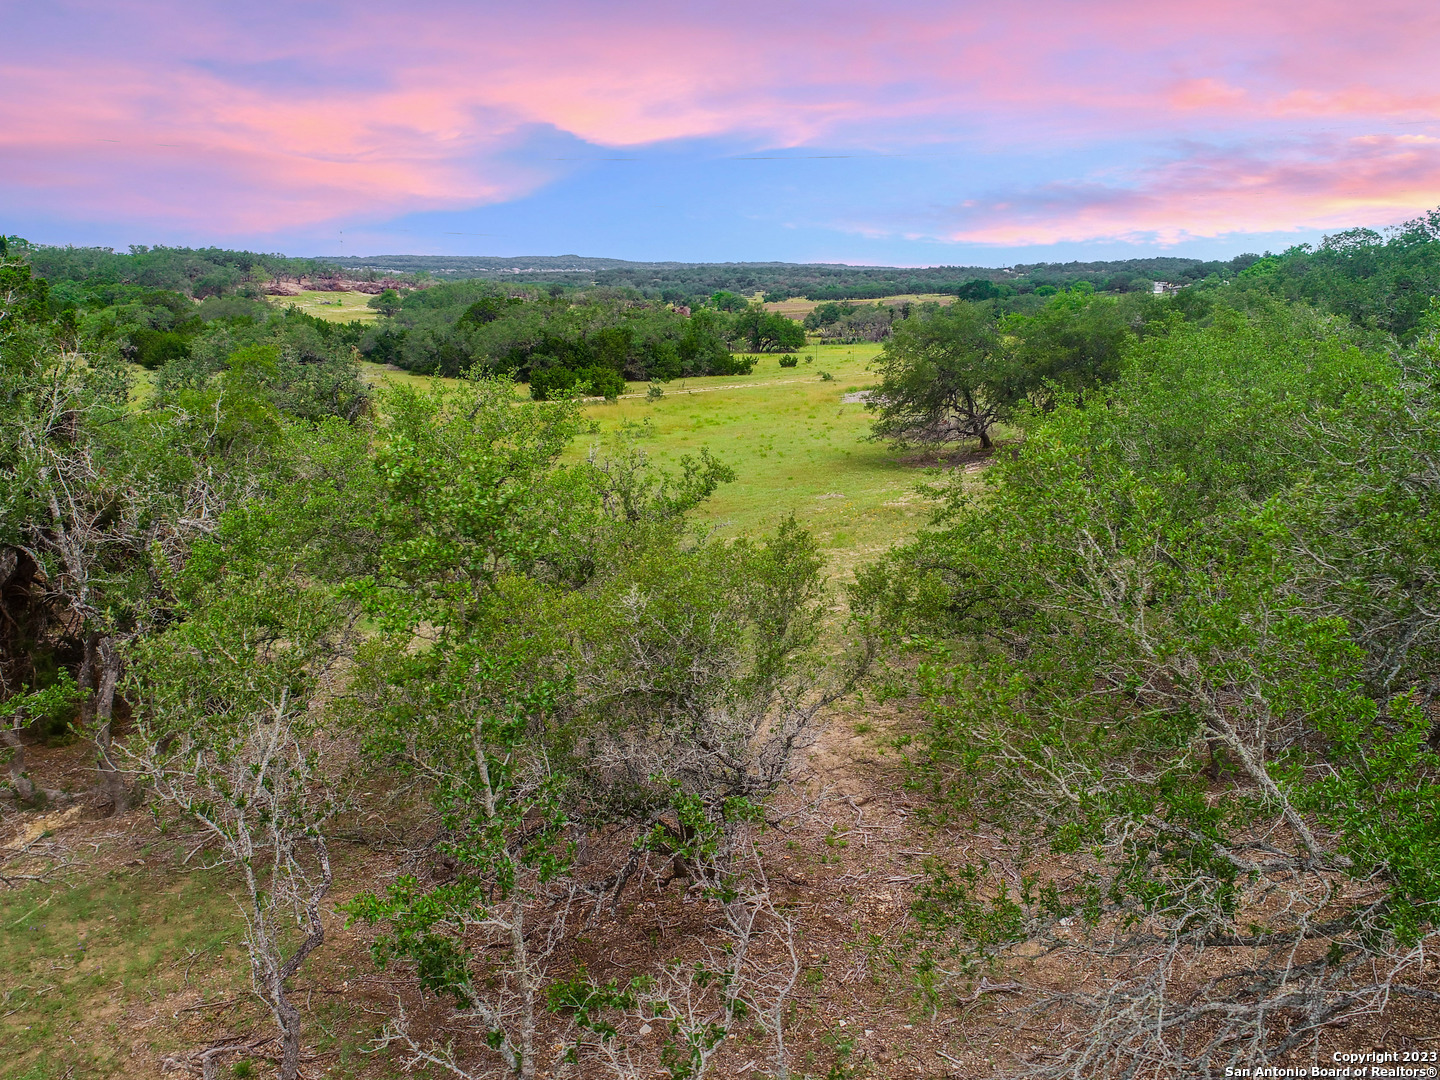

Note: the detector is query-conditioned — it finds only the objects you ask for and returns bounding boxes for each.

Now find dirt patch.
[894,444,1001,471]
[7,710,1439,1078]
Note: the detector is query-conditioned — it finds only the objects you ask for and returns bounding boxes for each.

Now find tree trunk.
[273,985,303,1080]
[510,905,537,1080]
[2,727,37,804]
[76,631,98,727]
[266,838,331,1080]
[93,635,127,814]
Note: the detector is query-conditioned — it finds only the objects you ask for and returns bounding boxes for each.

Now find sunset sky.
[6,0,1440,264]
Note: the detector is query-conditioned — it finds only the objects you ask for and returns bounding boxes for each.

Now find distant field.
[279,289,378,323]
[764,293,956,321]
[361,342,974,583]
[280,288,955,328]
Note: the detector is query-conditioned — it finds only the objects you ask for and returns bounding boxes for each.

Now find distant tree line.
[323,251,1264,304]
[19,244,392,300]
[360,283,809,392]
[11,217,1440,403]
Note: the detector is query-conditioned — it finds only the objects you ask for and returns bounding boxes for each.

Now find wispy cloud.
[937,135,1440,246]
[4,0,1440,253]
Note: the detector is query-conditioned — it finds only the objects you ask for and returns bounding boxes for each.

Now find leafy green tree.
[866,301,1019,449]
[2,673,80,804]
[853,307,1439,1072]
[367,287,403,316]
[1,334,153,811]
[708,290,748,313]
[1,297,333,813]
[0,261,50,328]
[802,301,850,329]
[125,551,349,1080]
[805,301,897,343]
[730,304,805,353]
[529,362,625,401]
[1004,285,1148,400]
[1230,209,1440,338]
[291,376,858,1077]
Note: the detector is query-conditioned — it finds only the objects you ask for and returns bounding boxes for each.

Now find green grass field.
[363,342,945,583]
[281,290,378,323]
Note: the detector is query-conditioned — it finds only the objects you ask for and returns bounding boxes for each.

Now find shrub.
[709,352,756,376]
[854,308,1438,1073]
[529,364,625,401]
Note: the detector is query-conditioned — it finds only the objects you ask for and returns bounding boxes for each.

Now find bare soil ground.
[5,697,1438,1079]
[0,700,984,1079]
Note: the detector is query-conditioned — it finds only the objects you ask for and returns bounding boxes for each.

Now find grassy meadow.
[281,290,378,322]
[0,858,239,1079]
[364,340,950,583]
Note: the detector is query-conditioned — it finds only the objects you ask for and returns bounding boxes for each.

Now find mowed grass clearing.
[281,290,378,323]
[763,292,956,321]
[364,342,944,582]
[0,861,240,1079]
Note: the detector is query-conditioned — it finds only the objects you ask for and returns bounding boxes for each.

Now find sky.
[5,0,1440,266]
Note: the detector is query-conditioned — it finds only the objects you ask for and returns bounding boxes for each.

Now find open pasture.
[580,343,928,579]
[363,342,949,581]
[279,290,378,323]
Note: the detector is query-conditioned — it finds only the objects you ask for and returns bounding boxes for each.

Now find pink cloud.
[5,0,1440,238]
[941,135,1440,246]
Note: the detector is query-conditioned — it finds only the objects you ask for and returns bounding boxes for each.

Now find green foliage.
[1003,287,1156,398]
[864,287,1175,450]
[0,261,52,327]
[154,324,371,430]
[1235,211,1440,338]
[530,362,626,400]
[128,327,191,369]
[804,300,901,342]
[546,968,643,1040]
[866,300,1021,449]
[25,244,348,299]
[1,670,81,740]
[802,300,851,329]
[366,288,403,317]
[315,251,1256,302]
[367,283,743,383]
[731,302,805,352]
[855,302,1440,1067]
[293,374,827,1073]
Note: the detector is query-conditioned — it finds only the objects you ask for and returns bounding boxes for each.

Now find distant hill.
[7,237,1258,304]
[324,253,1257,301]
